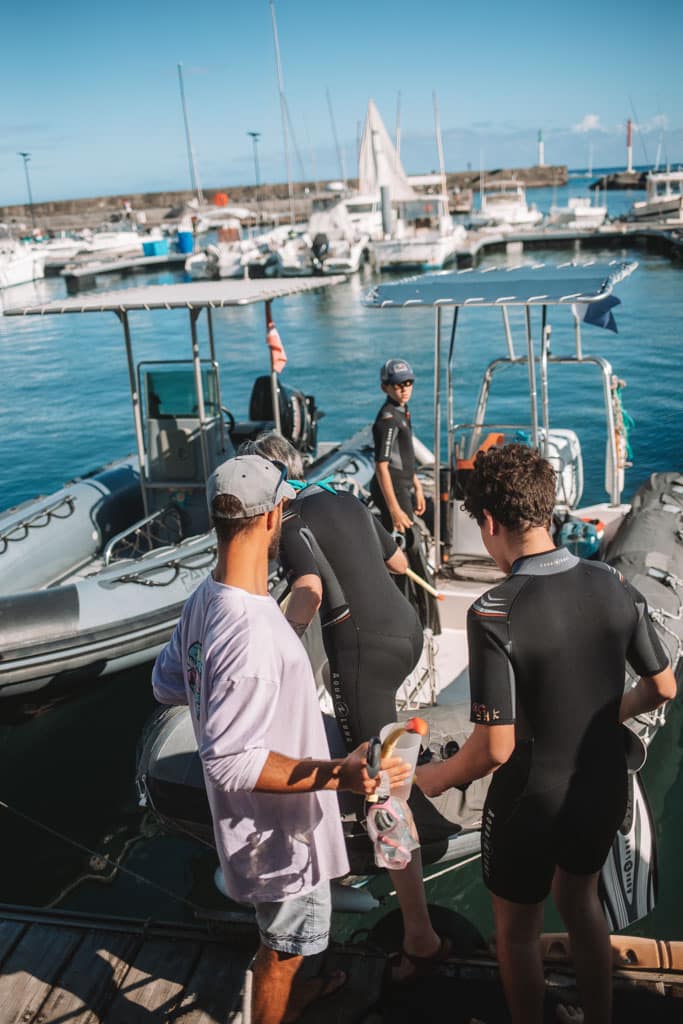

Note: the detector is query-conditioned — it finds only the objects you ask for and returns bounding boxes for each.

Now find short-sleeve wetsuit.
[370,397,416,531]
[280,488,423,749]
[468,546,669,904]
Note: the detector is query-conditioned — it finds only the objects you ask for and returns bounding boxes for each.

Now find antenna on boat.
[177,62,204,206]
[326,89,347,188]
[269,0,295,225]
[433,90,448,203]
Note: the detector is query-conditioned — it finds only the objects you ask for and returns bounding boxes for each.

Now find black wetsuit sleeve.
[467,607,516,725]
[624,579,670,676]
[371,515,398,561]
[373,410,397,463]
[280,514,320,581]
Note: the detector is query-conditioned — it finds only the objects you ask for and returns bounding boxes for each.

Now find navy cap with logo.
[380,358,415,385]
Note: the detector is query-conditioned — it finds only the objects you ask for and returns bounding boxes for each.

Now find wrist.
[323,760,344,791]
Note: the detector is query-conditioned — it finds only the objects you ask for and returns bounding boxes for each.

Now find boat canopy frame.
[4,277,346,519]
[364,260,638,571]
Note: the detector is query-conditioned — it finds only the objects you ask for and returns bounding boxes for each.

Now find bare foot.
[283,969,347,1022]
[556,1005,584,1024]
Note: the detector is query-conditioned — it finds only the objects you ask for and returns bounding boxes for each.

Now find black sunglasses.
[392,379,414,388]
[270,460,288,502]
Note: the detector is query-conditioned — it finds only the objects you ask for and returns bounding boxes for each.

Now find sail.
[358,99,416,201]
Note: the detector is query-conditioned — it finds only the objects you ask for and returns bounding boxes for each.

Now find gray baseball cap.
[207,455,296,520]
[380,358,415,385]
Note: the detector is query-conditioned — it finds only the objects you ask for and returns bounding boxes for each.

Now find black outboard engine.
[247,376,320,454]
[311,232,330,272]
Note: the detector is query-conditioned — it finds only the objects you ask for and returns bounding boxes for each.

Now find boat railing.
[458,352,621,503]
[0,494,75,554]
[104,504,183,565]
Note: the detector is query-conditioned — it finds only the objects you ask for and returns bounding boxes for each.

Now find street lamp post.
[17,152,36,231]
[247,131,261,218]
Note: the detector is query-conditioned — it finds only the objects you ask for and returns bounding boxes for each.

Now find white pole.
[177,63,204,205]
[395,90,402,166]
[433,91,448,202]
[270,0,295,226]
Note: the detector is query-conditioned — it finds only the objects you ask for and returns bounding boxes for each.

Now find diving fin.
[599,771,657,932]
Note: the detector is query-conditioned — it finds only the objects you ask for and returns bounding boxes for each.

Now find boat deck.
[2,905,682,1023]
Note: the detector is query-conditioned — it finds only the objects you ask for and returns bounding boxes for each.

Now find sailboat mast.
[433,90,448,202]
[326,89,347,187]
[177,62,204,205]
[270,0,295,225]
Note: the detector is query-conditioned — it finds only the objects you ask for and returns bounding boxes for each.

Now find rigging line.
[628,95,650,167]
[386,851,481,896]
[0,797,206,915]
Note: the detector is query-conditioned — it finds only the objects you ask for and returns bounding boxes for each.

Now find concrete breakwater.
[1,166,568,232]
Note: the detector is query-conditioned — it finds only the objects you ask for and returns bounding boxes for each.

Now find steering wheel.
[222,407,235,432]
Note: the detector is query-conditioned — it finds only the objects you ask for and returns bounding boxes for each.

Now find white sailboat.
[363,99,465,271]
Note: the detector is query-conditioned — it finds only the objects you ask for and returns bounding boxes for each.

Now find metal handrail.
[104,504,183,565]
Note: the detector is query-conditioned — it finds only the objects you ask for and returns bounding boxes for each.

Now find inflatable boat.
[136,263,681,927]
[0,277,345,699]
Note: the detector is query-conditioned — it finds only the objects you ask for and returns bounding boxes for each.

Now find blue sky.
[2,0,681,204]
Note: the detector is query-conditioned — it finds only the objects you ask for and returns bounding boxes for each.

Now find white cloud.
[572,114,604,134]
[639,114,669,134]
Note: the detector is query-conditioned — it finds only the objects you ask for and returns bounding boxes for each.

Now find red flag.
[265,300,287,374]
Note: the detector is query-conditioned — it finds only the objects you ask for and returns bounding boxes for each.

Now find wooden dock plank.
[0,921,27,968]
[0,924,83,1024]
[36,928,143,1024]
[102,938,201,1023]
[172,944,252,1024]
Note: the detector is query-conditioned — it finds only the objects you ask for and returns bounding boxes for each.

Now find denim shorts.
[254,880,331,956]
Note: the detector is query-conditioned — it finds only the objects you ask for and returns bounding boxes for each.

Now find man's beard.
[268,519,282,559]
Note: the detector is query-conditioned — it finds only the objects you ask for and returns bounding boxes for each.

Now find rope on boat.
[611,376,634,467]
[113,547,217,587]
[0,495,75,553]
[0,796,207,915]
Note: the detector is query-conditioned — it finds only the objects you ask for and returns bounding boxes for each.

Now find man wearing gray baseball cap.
[152,455,410,1024]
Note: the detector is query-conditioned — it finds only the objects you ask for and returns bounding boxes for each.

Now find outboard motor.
[248,376,320,454]
[311,232,330,272]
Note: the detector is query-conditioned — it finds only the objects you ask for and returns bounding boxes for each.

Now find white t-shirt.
[152,576,349,904]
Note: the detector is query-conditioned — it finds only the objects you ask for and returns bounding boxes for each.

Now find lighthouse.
[626,118,633,173]
[537,129,545,167]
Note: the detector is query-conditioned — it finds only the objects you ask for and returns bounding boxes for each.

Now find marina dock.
[1,904,682,1023]
[453,221,683,268]
[60,252,188,295]
[53,220,683,295]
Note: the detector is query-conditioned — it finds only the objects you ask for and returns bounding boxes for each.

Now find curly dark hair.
[462,443,556,531]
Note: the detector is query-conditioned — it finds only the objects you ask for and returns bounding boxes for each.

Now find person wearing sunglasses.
[370,358,425,535]
[151,455,411,1024]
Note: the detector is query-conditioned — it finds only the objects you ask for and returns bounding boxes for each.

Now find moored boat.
[0,277,344,699]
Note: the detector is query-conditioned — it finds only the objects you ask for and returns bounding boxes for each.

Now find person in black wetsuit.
[370,358,425,534]
[415,443,677,1022]
[239,433,423,748]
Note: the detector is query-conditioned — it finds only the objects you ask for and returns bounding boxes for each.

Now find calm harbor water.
[0,186,681,943]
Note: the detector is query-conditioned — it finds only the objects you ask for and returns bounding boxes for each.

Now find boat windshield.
[142,364,221,419]
[396,199,446,222]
